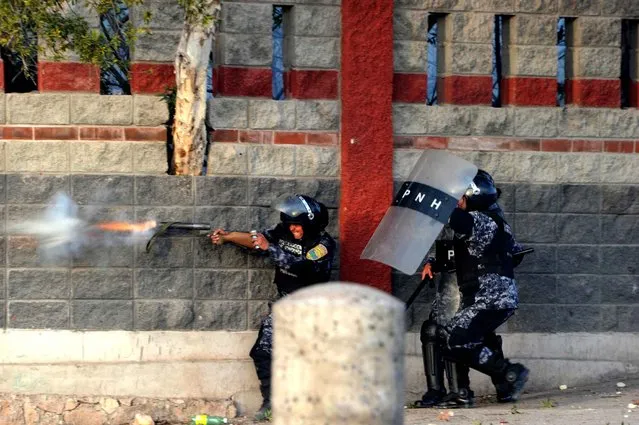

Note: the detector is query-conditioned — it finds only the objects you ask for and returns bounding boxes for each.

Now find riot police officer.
[210,194,336,420]
[418,170,529,407]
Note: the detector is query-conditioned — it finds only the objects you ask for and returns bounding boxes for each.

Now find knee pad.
[420,319,438,344]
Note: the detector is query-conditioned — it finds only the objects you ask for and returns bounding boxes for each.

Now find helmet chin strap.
[298,196,315,220]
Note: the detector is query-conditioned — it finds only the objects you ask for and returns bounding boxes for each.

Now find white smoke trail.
[8,192,156,262]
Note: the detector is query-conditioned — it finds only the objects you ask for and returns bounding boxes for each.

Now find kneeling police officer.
[210,194,336,420]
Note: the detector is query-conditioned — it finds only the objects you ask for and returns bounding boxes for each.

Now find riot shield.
[360,150,477,275]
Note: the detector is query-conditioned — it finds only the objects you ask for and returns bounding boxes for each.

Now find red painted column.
[340,0,394,292]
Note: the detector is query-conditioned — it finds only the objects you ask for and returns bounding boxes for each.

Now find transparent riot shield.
[360,150,477,275]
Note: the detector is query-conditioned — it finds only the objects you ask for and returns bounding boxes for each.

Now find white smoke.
[8,192,155,262]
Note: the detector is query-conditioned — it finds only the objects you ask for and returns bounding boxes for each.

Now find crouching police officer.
[210,194,336,420]
[419,170,529,407]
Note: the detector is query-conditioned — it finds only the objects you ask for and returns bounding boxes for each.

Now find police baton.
[404,248,534,310]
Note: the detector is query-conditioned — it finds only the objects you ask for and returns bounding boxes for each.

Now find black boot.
[414,321,447,408]
[495,363,529,403]
[438,360,474,408]
[254,384,272,421]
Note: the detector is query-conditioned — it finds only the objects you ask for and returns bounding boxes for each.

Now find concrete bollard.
[272,282,405,425]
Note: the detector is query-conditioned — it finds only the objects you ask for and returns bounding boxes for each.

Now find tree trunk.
[171,1,221,175]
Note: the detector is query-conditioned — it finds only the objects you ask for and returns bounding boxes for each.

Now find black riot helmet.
[463,169,500,211]
[272,194,329,235]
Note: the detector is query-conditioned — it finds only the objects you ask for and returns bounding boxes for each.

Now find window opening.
[99,1,131,95]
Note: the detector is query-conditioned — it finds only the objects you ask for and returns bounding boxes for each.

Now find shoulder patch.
[306,244,329,260]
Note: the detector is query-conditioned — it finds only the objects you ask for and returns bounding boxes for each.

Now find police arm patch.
[306,244,329,260]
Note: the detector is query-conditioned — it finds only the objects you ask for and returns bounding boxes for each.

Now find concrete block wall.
[393,0,639,107]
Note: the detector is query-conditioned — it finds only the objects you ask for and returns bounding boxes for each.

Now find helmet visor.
[271,195,315,221]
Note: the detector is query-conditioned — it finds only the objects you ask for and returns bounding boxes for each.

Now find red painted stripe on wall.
[0,60,4,91]
[567,79,621,108]
[130,63,175,94]
[216,66,272,98]
[502,77,556,106]
[393,73,426,103]
[441,75,492,105]
[340,0,394,291]
[39,62,100,92]
[286,69,338,99]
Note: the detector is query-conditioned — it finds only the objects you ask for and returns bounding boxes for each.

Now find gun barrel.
[157,222,211,231]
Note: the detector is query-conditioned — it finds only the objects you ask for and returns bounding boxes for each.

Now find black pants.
[249,313,273,403]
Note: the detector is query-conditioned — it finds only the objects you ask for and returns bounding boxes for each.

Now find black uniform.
[248,195,335,414]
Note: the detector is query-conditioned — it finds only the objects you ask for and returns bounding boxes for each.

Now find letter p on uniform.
[402,190,411,199]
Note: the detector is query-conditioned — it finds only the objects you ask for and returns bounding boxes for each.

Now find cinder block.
[194,300,248,330]
[248,145,296,176]
[474,152,516,181]
[515,0,558,13]
[471,107,515,136]
[221,2,271,34]
[135,175,194,206]
[132,0,184,30]
[516,274,558,304]
[509,15,557,45]
[8,301,69,329]
[292,37,339,69]
[71,175,133,205]
[515,184,560,212]
[393,41,427,73]
[557,245,600,274]
[208,98,248,129]
[7,94,69,125]
[248,300,270,330]
[196,176,249,206]
[449,13,493,43]
[292,6,340,37]
[558,107,601,138]
[426,105,472,136]
[514,108,560,137]
[72,300,133,330]
[512,152,558,183]
[556,154,601,183]
[573,47,621,78]
[134,31,181,62]
[0,93,5,124]
[514,213,557,243]
[601,185,639,214]
[601,276,639,304]
[573,18,621,47]
[248,100,296,130]
[468,0,515,12]
[135,206,194,223]
[220,33,272,66]
[601,215,639,244]
[598,109,639,138]
[70,142,133,173]
[556,214,601,243]
[509,46,557,76]
[8,270,70,299]
[296,178,340,208]
[248,270,277,300]
[295,146,339,177]
[136,238,194,268]
[71,94,133,125]
[6,141,68,172]
[133,142,168,175]
[72,245,133,268]
[600,154,639,183]
[601,245,639,274]
[447,43,492,74]
[135,269,194,299]
[295,100,338,130]
[135,300,195,330]
[559,184,601,213]
[207,143,248,175]
[394,9,429,41]
[601,0,639,16]
[6,175,68,204]
[72,269,132,299]
[559,0,601,15]
[193,238,248,269]
[194,270,248,299]
[195,206,248,232]
[394,0,467,10]
[393,150,421,181]
[393,104,429,135]
[133,95,169,126]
